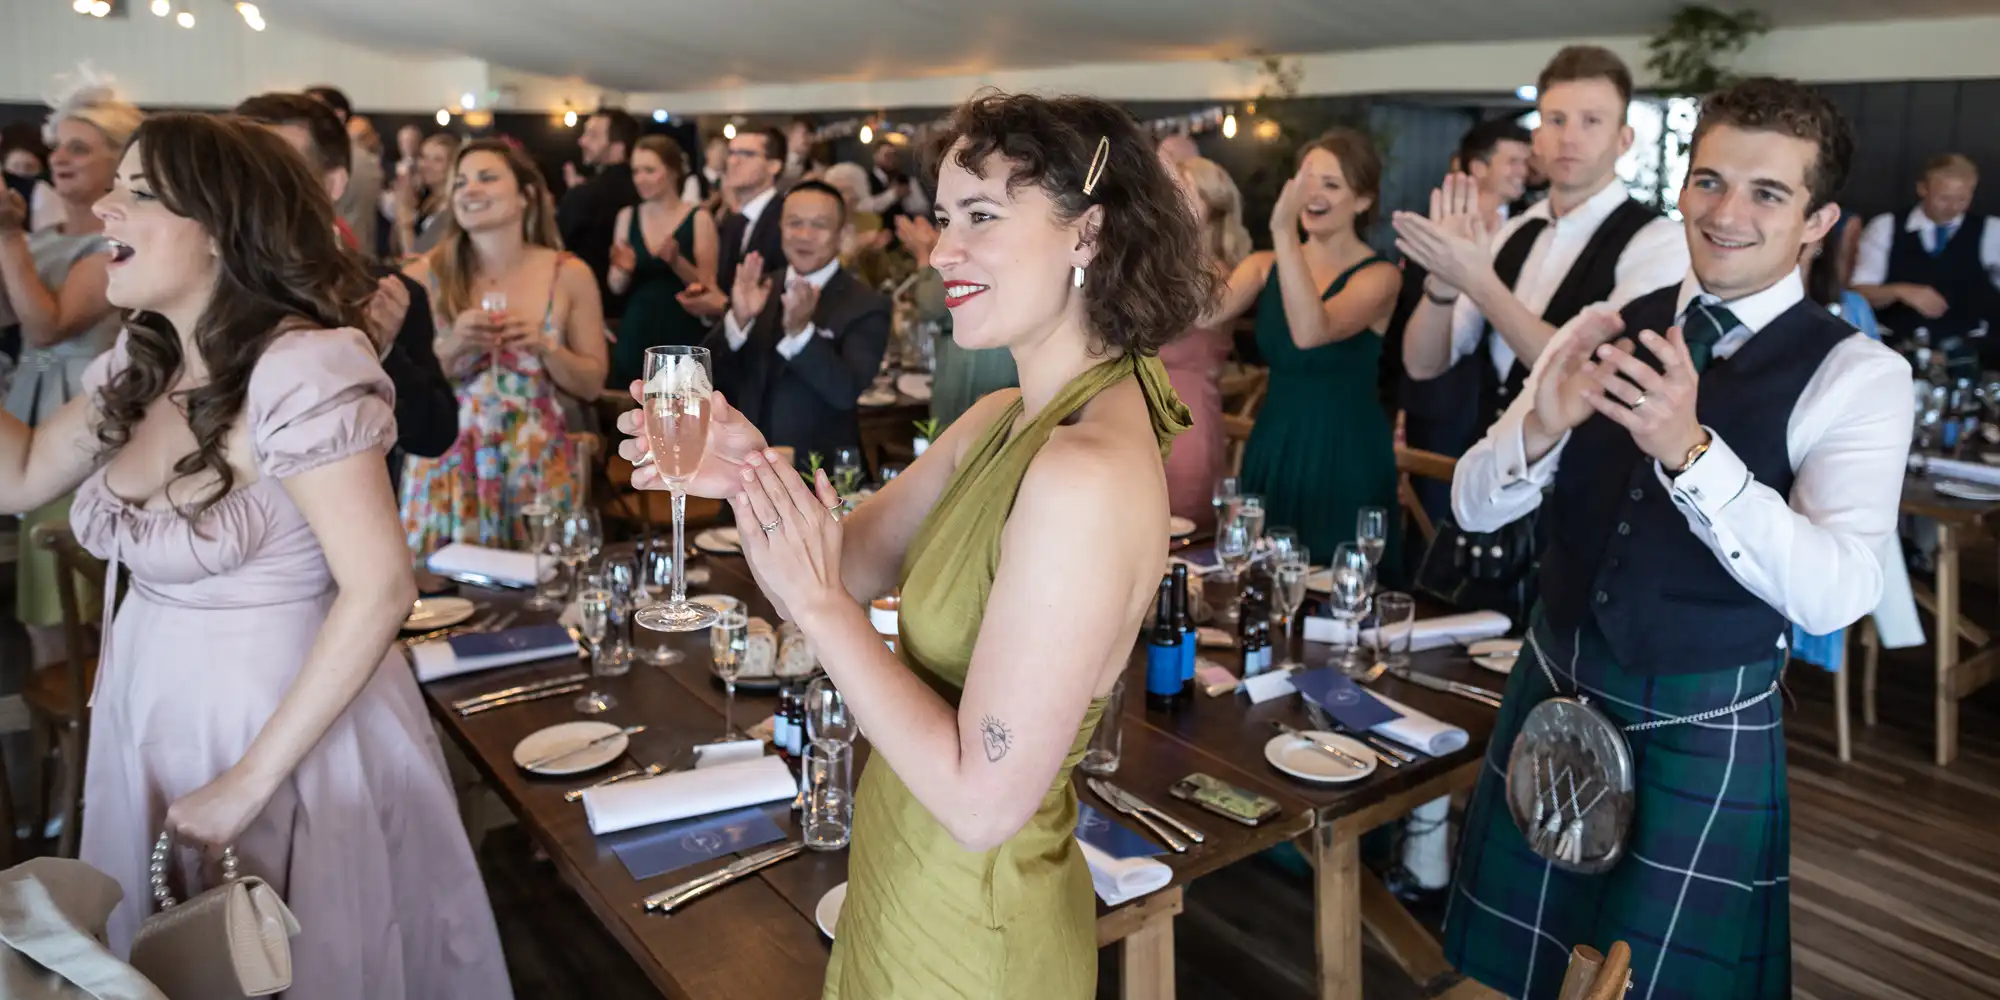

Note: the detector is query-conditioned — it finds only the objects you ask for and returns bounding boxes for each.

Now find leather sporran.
[128,832,300,999]
[1414,511,1539,622]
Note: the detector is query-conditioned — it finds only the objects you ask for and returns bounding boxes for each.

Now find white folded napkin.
[407,625,578,682]
[1368,690,1470,756]
[692,740,766,769]
[583,755,797,835]
[1303,609,1509,651]
[428,543,539,587]
[1076,839,1172,906]
[1918,455,2000,488]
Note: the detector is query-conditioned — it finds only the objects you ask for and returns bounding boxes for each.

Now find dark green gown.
[1239,254,1400,570]
[608,207,706,388]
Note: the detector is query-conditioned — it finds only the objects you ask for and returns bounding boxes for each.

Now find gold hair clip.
[1082,136,1111,197]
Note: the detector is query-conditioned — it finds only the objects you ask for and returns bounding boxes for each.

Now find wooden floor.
[4,567,1997,998]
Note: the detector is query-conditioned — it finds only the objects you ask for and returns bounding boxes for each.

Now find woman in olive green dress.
[617,94,1216,999]
[1205,129,1403,565]
[605,136,717,387]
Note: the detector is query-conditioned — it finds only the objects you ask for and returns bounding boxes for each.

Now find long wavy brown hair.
[95,112,370,516]
[426,139,561,322]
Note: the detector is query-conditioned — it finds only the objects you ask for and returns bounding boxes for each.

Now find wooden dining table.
[1899,473,2000,764]
[417,552,1320,1000]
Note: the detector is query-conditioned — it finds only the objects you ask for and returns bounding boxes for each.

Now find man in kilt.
[1441,78,1913,999]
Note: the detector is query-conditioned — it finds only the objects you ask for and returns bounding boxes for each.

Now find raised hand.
[0,190,27,234]
[363,275,411,353]
[731,448,847,622]
[1527,308,1626,446]
[1391,173,1495,295]
[608,240,637,275]
[730,251,773,326]
[617,382,770,499]
[1900,284,1949,320]
[894,214,939,270]
[780,278,820,336]
[1269,165,1310,235]
[1583,326,1708,468]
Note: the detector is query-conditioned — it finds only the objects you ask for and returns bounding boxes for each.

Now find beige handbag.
[127,832,300,999]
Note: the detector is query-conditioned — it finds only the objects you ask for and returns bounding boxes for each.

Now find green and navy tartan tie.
[1680,300,1738,373]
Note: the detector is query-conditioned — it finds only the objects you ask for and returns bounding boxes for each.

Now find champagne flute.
[574,587,617,714]
[1356,507,1389,579]
[709,610,750,739]
[520,500,562,611]
[1274,548,1310,671]
[635,346,721,632]
[480,290,507,374]
[1327,543,1373,675]
[1211,475,1240,528]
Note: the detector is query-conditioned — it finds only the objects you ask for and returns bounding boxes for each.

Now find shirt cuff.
[723,311,750,351]
[776,324,818,360]
[1655,428,1751,527]
[1493,410,1567,491]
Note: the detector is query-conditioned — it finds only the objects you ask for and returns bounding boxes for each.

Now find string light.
[1222,113,1238,139]
[722,122,737,140]
[653,109,668,123]
[858,124,873,144]
[72,0,93,13]
[435,109,451,127]
[92,1,112,17]
[150,0,171,15]
[562,110,577,127]
[460,92,477,110]
[176,10,194,26]
[1516,85,1539,102]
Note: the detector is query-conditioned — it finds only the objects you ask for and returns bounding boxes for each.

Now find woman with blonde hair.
[399,139,607,553]
[391,131,460,257]
[1160,154,1248,529]
[0,67,140,668]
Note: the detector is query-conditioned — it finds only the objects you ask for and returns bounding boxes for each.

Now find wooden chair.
[1220,413,1256,478]
[1218,365,1268,421]
[26,523,102,859]
[1395,445,1457,546]
[1557,941,1631,1000]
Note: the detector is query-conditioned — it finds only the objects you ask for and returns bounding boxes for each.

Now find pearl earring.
[1072,265,1085,288]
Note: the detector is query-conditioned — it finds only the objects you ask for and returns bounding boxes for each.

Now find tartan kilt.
[1442,614,1790,1000]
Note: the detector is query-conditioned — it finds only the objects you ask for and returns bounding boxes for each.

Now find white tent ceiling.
[279,0,2000,96]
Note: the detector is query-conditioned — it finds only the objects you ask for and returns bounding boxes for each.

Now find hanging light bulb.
[176,10,194,26]
[859,124,873,144]
[92,1,113,17]
[436,109,451,127]
[722,122,737,140]
[460,92,477,110]
[150,0,171,15]
[1222,113,1238,139]
[652,109,668,123]
[73,0,93,13]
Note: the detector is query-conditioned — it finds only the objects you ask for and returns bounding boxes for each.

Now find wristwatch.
[1670,432,1713,477]
[1423,280,1460,306]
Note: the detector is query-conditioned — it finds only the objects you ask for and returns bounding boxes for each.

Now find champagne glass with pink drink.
[633,345,721,632]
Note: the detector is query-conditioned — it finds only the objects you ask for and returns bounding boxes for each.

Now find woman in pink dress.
[0,113,510,998]
[1158,155,1249,529]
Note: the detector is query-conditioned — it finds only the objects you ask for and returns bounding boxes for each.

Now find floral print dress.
[399,255,578,556]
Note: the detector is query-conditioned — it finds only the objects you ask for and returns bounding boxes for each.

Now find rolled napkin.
[1303,609,1509,651]
[583,754,797,835]
[1077,840,1172,906]
[692,739,766,769]
[1915,455,2000,488]
[428,542,540,587]
[409,624,578,682]
[1368,690,1471,756]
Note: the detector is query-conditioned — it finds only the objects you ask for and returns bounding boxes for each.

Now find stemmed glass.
[1356,507,1389,582]
[709,610,750,739]
[520,501,562,612]
[634,345,721,632]
[1214,514,1254,627]
[574,586,617,714]
[804,674,857,747]
[601,556,640,674]
[556,509,601,607]
[634,542,684,665]
[1273,548,1310,672]
[1237,495,1266,548]
[480,291,507,375]
[1211,476,1241,528]
[1326,543,1374,675]
[830,447,866,498]
[1265,526,1300,566]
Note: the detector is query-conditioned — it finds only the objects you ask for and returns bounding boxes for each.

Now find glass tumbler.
[1077,676,1126,776]
[804,740,853,851]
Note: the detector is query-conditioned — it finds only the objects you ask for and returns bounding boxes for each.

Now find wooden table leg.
[1118,911,1175,1000]
[1936,523,1960,766]
[1314,822,1363,1000]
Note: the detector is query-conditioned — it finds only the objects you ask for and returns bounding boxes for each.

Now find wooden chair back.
[29,524,103,721]
[1218,366,1268,421]
[1394,445,1457,545]
[1557,941,1631,1000]
[1221,414,1256,479]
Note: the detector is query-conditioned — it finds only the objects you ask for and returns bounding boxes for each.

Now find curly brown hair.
[427,139,561,322]
[922,91,1219,355]
[95,112,370,516]
[1690,77,1855,213]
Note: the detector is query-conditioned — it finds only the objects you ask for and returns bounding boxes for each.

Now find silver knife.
[642,841,806,914]
[1304,701,1411,766]
[458,683,586,716]
[521,725,646,770]
[1272,721,1373,770]
[1091,779,1205,845]
[1390,668,1503,708]
[1087,779,1188,852]
[452,672,591,713]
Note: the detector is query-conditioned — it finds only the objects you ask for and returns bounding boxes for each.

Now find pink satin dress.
[1157,325,1231,531]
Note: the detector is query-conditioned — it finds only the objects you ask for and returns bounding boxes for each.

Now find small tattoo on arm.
[979,715,1013,762]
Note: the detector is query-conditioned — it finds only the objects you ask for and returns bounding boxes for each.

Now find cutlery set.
[453,672,591,716]
[1085,777,1205,853]
[405,608,518,647]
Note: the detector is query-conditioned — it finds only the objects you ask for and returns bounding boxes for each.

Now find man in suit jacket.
[559,109,641,318]
[706,181,889,464]
[684,127,790,322]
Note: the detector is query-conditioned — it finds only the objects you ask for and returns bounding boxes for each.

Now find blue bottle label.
[1146,644,1181,697]
[1179,631,1197,683]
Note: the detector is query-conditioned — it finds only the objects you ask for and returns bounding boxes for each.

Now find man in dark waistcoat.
[1441,78,1912,1000]
[1852,154,2000,352]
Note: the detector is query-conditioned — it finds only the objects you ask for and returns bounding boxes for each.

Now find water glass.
[1372,591,1416,670]
[574,587,617,714]
[803,674,857,746]
[709,610,750,740]
[804,739,853,851]
[598,556,640,676]
[831,447,866,497]
[1078,676,1126,776]
[527,532,566,612]
[516,499,554,554]
[1356,507,1389,579]
[1326,543,1373,675]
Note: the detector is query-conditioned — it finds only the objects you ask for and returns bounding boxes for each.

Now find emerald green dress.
[823,354,1189,1000]
[1239,255,1400,568]
[608,207,705,388]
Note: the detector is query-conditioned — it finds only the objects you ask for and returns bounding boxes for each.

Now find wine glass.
[1211,476,1240,528]
[1356,507,1389,579]
[634,542,685,665]
[634,346,721,632]
[1265,526,1300,567]
[601,556,641,675]
[522,502,563,612]
[1273,548,1310,672]
[480,291,507,373]
[1326,543,1373,675]
[516,499,554,553]
[830,447,865,498]
[1214,514,1253,627]
[1237,495,1266,544]
[709,610,750,739]
[556,509,602,607]
[574,587,617,714]
[804,674,858,746]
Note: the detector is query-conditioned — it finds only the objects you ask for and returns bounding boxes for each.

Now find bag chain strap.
[1524,627,1778,733]
[150,830,240,910]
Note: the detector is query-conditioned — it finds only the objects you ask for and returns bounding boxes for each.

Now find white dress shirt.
[1449,179,1689,379]
[1451,268,1914,635]
[735,186,778,252]
[1851,207,2000,288]
[681,167,724,205]
[723,258,841,360]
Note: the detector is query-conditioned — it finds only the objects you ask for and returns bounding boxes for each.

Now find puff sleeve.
[248,327,398,478]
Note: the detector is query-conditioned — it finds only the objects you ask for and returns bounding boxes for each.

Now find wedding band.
[760,518,782,534]
[1631,392,1647,409]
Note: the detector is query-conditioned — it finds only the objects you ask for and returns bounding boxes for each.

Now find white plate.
[511,721,630,776]
[815,881,847,939]
[895,373,933,401]
[1935,480,2000,502]
[694,527,741,554]
[1466,638,1521,675]
[404,596,476,631]
[1264,731,1377,784]
[1168,516,1196,538]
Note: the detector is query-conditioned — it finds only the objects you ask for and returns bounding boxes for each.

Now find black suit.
[370,269,459,491]
[556,162,638,317]
[716,193,788,296]
[704,268,890,464]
